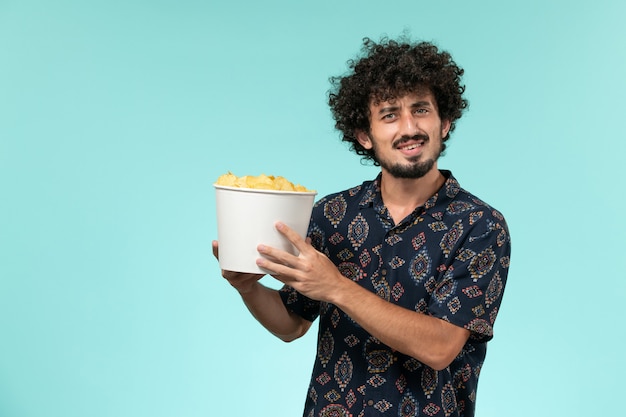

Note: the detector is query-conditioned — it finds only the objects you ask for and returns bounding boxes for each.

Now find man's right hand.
[212,240,265,294]
[211,239,311,342]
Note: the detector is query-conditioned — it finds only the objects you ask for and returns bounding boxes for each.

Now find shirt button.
[381,269,387,276]
[367,399,374,406]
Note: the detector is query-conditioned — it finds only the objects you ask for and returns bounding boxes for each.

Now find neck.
[380,167,445,224]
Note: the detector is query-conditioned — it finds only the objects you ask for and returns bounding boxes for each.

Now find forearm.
[252,225,469,366]
[330,279,469,370]
[239,282,311,342]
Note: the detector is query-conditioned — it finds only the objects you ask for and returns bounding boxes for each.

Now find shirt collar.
[358,170,461,219]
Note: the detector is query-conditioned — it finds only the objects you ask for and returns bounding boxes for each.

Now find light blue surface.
[1,1,625,416]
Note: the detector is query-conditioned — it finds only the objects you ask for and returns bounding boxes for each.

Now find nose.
[398,110,419,137]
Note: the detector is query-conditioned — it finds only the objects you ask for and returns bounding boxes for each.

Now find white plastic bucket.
[214,185,317,273]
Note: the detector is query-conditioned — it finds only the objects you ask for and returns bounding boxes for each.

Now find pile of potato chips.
[215,172,314,192]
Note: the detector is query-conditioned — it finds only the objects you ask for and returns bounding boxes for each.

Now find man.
[213,37,511,417]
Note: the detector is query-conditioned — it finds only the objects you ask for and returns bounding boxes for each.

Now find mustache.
[393,134,429,148]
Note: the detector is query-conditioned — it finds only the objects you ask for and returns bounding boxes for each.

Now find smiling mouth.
[399,142,423,150]
[396,136,427,151]
[395,135,428,151]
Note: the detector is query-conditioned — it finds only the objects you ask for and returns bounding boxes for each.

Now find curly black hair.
[328,37,468,164]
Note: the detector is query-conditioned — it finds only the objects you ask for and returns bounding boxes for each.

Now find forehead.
[369,88,437,109]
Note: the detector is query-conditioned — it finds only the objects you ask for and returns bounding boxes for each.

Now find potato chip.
[215,172,314,192]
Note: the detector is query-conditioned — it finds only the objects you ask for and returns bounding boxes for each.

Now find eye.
[382,113,397,121]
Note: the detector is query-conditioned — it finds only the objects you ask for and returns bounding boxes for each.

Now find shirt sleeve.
[427,209,511,342]
[279,285,320,322]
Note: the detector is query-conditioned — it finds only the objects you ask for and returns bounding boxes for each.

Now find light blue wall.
[1,1,624,416]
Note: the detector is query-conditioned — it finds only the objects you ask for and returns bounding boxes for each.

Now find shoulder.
[449,187,510,250]
[436,172,510,247]
[453,187,507,223]
[312,179,376,212]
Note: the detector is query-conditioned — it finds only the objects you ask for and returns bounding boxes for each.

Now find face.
[357,91,451,179]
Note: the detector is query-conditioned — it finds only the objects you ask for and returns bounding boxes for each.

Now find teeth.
[404,144,421,150]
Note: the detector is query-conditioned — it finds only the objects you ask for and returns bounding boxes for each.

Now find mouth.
[398,142,423,151]
[395,136,428,155]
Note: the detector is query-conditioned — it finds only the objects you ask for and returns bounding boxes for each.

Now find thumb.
[212,240,220,260]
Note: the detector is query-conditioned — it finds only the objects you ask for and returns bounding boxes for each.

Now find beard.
[384,157,436,179]
[371,134,443,179]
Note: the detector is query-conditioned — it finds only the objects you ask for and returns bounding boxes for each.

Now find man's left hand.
[256,221,345,302]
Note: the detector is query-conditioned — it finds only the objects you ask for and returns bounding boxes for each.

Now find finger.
[256,257,293,282]
[257,243,300,269]
[275,221,308,252]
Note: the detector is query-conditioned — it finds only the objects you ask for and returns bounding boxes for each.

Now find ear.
[355,129,373,150]
[441,119,451,138]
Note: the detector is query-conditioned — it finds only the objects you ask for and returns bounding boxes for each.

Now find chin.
[385,159,436,179]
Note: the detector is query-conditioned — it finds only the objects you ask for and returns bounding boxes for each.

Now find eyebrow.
[377,105,400,115]
[377,101,433,115]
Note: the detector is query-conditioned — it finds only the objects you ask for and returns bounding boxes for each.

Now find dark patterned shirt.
[279,171,511,417]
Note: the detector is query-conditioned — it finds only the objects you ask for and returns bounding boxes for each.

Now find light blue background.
[1,1,625,416]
